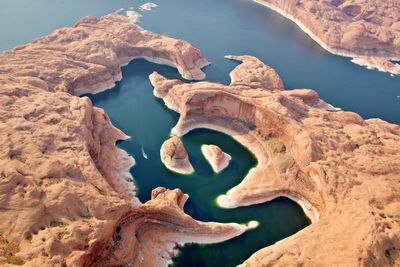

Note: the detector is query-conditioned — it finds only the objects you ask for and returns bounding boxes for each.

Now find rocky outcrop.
[160,136,194,174]
[351,57,400,76]
[253,0,400,75]
[150,55,400,266]
[82,187,247,267]
[201,145,232,173]
[0,13,209,98]
[0,14,246,266]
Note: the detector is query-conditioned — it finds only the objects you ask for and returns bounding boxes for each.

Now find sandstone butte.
[160,136,194,175]
[252,0,400,75]
[0,14,252,266]
[150,55,400,266]
[201,144,232,173]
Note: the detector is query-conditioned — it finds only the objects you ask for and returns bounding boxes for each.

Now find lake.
[1,0,399,266]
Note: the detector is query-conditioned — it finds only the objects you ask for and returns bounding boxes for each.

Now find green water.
[89,60,310,266]
[1,0,399,266]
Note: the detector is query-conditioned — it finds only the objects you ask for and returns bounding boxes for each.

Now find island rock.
[0,14,246,266]
[160,136,194,174]
[201,144,232,173]
[150,55,400,266]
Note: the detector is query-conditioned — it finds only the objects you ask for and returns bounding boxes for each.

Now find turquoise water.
[1,0,399,266]
[88,60,310,266]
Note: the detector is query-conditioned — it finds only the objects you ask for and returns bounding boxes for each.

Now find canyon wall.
[253,0,400,75]
[150,55,400,266]
[0,14,246,266]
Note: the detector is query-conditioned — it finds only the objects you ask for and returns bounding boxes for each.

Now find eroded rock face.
[0,13,209,97]
[0,14,245,266]
[160,136,194,175]
[253,0,400,75]
[351,57,400,75]
[150,55,400,266]
[201,144,232,173]
[83,187,246,267]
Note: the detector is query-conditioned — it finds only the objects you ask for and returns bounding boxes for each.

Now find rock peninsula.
[160,136,194,175]
[201,144,232,173]
[150,55,400,266]
[0,14,247,266]
[253,0,400,75]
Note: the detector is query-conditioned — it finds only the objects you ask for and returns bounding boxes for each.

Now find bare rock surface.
[0,13,209,97]
[150,55,400,266]
[0,14,246,266]
[201,145,232,173]
[253,0,400,75]
[160,136,194,174]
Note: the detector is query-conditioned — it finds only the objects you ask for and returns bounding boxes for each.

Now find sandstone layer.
[201,144,232,173]
[0,14,247,266]
[150,55,400,266]
[253,0,400,75]
[0,13,209,96]
[160,136,194,175]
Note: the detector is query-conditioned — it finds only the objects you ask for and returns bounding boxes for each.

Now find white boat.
[141,145,148,159]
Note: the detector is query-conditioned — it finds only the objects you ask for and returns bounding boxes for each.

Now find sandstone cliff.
[0,14,247,266]
[150,55,400,266]
[253,0,400,75]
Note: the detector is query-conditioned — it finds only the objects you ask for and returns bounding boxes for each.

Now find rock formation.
[351,57,400,76]
[253,0,400,75]
[0,13,209,97]
[0,14,246,266]
[160,136,194,175]
[150,55,400,266]
[201,145,232,173]
[83,187,247,267]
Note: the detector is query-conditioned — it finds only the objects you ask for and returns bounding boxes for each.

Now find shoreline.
[74,54,210,96]
[73,49,211,203]
[251,0,400,75]
[172,121,319,223]
[0,13,258,266]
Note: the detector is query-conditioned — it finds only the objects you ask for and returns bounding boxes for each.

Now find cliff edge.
[0,14,247,266]
[150,55,400,266]
[253,0,400,75]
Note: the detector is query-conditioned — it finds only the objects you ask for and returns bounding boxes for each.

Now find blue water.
[1,0,399,266]
[1,0,399,123]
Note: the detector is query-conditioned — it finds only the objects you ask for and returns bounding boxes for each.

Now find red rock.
[150,55,400,266]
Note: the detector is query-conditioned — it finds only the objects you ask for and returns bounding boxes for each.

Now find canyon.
[0,14,246,266]
[253,0,400,75]
[1,4,400,267]
[150,55,400,266]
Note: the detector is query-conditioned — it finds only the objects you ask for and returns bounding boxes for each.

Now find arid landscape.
[0,1,399,266]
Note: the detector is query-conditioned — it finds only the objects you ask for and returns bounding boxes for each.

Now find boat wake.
[141,144,148,159]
